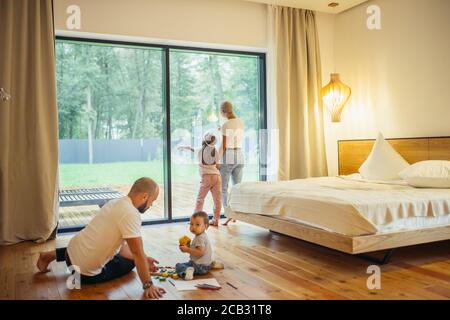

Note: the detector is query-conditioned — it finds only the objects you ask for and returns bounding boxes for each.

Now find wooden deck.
[1,221,450,300]
[59,182,215,227]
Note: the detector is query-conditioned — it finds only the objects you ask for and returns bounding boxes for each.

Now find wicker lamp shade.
[321,73,351,122]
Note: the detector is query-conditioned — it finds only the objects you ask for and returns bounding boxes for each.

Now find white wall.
[53,0,267,49]
[324,0,450,175]
[58,0,426,178]
[54,0,336,52]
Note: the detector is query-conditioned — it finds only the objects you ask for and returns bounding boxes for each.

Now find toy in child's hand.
[211,261,224,269]
[179,235,191,246]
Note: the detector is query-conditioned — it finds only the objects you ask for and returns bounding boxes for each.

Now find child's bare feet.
[222,218,236,226]
[36,251,55,273]
[209,219,219,227]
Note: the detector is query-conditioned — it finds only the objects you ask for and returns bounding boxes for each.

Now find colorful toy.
[179,235,191,246]
[152,266,181,280]
[151,272,164,277]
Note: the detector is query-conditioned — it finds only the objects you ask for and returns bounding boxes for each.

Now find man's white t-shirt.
[221,118,244,149]
[67,196,141,276]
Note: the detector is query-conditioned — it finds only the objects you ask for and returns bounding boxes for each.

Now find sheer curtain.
[268,6,328,180]
[0,0,59,244]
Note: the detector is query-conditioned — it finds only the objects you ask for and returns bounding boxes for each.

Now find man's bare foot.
[36,251,55,273]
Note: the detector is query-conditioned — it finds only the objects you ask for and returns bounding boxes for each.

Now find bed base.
[269,228,395,264]
[358,249,395,265]
[225,208,450,262]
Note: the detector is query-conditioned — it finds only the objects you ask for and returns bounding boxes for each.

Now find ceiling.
[243,0,369,14]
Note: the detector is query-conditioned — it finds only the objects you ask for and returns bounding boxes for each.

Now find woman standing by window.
[214,101,245,226]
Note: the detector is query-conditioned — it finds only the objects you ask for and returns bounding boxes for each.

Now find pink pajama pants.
[194,174,222,220]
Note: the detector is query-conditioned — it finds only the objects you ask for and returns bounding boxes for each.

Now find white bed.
[229,174,450,237]
[225,136,450,257]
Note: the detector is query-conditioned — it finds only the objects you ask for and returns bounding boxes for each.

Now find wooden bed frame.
[225,136,450,260]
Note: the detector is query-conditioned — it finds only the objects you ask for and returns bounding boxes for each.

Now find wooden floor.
[1,221,450,300]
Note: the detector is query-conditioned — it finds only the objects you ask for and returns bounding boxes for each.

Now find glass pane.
[56,40,166,228]
[170,50,261,218]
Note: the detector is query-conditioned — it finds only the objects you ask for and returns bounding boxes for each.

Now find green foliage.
[56,40,261,141]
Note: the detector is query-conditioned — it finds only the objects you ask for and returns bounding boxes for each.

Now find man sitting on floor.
[37,177,166,299]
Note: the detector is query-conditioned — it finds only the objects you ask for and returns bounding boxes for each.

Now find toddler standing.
[178,133,222,226]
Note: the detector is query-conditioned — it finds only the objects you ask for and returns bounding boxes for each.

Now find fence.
[59,135,256,164]
[59,139,162,164]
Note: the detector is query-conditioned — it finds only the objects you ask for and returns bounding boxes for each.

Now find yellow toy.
[151,272,163,277]
[152,266,181,280]
[179,235,191,246]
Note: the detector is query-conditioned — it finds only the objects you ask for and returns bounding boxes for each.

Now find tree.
[56,40,261,145]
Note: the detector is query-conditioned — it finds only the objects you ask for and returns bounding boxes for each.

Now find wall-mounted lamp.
[0,87,11,102]
[321,73,351,123]
[320,3,352,123]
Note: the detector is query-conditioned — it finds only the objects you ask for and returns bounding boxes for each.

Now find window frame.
[55,36,267,234]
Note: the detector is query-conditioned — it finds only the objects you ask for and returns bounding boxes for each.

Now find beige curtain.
[268,6,328,180]
[0,0,59,244]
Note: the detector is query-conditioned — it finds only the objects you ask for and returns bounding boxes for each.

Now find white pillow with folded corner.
[399,160,450,188]
[359,133,410,180]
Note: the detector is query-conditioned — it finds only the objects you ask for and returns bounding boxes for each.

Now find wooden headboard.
[338,137,450,175]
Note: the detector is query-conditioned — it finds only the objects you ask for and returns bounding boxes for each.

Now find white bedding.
[228,176,450,236]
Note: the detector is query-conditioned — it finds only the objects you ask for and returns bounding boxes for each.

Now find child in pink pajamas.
[178,133,222,226]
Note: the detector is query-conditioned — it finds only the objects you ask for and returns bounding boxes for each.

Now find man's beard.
[138,203,148,213]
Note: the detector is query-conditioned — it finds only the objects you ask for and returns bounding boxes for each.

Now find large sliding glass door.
[169,50,263,218]
[56,39,166,227]
[55,37,265,230]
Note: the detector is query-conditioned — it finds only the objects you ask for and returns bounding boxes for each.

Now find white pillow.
[359,133,410,180]
[399,160,450,188]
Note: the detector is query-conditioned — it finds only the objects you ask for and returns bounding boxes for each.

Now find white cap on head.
[203,132,216,145]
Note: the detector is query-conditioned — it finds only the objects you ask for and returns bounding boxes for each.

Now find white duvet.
[228,176,450,236]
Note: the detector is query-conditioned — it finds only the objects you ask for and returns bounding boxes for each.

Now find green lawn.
[59,161,259,188]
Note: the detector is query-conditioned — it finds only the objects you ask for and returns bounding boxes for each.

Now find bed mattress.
[228,176,450,236]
